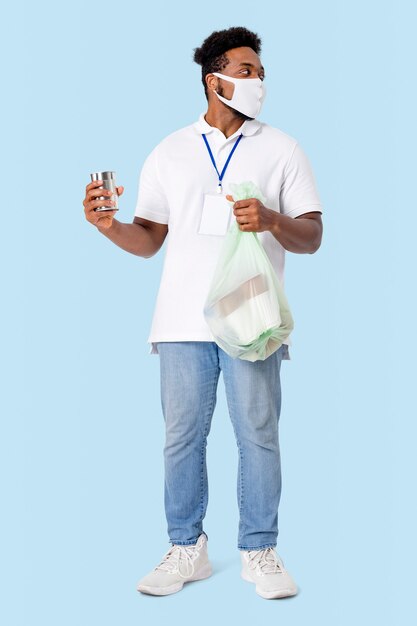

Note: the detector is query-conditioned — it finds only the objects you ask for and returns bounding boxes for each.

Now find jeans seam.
[199,370,219,523]
[239,443,244,524]
[224,398,244,540]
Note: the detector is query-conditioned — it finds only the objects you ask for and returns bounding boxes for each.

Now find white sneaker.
[241,547,298,599]
[137,532,212,596]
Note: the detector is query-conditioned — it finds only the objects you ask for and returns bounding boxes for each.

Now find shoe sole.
[241,569,298,599]
[137,561,213,596]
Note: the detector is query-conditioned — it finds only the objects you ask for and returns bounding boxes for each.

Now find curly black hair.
[193,26,262,100]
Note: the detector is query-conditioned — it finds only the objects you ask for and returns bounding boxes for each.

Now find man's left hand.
[226,195,276,233]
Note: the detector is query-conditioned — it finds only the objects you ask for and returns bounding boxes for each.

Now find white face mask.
[212,71,266,119]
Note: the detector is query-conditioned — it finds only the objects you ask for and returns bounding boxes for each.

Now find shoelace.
[154,544,199,579]
[247,547,285,575]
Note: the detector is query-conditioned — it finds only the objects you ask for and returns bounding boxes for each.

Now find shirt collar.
[193,111,261,138]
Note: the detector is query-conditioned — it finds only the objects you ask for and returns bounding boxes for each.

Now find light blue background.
[2,0,416,624]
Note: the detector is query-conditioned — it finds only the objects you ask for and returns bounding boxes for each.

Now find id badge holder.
[198,193,232,236]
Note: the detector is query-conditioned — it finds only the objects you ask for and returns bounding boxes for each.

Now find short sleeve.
[279,143,323,218]
[134,147,169,224]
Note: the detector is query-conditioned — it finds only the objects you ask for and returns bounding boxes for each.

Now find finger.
[233,199,251,209]
[84,198,115,210]
[233,207,250,215]
[226,194,234,202]
[86,180,106,192]
[85,198,116,212]
[87,187,113,201]
[96,210,117,220]
[235,214,249,223]
[115,186,124,195]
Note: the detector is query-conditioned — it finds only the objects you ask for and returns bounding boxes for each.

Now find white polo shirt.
[134,112,323,359]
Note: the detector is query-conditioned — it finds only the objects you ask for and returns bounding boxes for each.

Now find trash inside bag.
[203,181,294,362]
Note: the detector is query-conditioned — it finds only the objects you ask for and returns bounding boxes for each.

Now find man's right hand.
[83,180,124,230]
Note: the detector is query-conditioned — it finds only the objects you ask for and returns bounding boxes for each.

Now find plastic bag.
[203,181,294,362]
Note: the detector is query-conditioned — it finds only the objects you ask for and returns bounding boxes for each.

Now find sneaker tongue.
[251,548,282,574]
[156,544,196,576]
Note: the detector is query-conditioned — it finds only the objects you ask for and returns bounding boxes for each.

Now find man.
[83,26,323,599]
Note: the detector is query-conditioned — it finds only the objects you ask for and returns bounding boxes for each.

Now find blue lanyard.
[202,132,243,193]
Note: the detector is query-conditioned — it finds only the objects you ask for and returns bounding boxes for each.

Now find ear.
[205,73,218,93]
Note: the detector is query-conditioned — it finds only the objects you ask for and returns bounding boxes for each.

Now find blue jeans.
[156,341,288,551]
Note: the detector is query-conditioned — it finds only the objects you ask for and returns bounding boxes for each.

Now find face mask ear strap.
[212,74,235,103]
[212,71,263,84]
[212,71,236,84]
[210,72,223,96]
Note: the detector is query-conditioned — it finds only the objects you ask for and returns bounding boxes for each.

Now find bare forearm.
[268,210,322,254]
[96,218,158,258]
